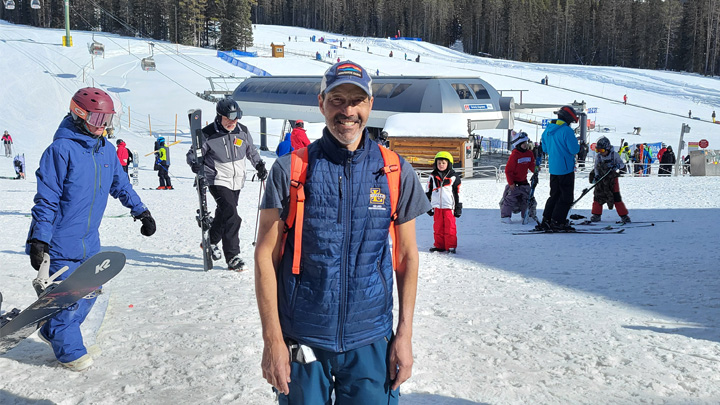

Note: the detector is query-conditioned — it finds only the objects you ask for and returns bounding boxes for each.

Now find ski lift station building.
[231,75,515,171]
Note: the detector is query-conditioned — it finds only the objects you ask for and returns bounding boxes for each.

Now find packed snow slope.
[1,21,719,404]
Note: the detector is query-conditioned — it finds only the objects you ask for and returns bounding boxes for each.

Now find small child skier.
[590,136,631,223]
[426,151,462,253]
[500,131,536,223]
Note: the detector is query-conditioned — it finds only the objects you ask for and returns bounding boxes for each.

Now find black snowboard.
[189,109,213,271]
[0,251,126,355]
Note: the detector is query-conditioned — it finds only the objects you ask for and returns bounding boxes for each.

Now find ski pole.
[252,180,266,246]
[571,169,615,207]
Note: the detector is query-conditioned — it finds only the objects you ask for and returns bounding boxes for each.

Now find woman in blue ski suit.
[26,88,156,371]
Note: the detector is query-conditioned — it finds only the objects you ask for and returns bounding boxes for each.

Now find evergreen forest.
[2,0,719,76]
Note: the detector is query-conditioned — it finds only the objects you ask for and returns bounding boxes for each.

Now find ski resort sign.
[463,104,494,111]
[699,139,709,148]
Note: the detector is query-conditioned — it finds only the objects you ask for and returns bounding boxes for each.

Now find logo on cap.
[335,63,363,78]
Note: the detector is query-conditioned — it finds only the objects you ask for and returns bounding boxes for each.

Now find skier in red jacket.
[290,120,310,150]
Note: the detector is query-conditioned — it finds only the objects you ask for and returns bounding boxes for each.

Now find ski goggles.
[223,111,240,120]
[70,99,114,127]
[596,148,606,153]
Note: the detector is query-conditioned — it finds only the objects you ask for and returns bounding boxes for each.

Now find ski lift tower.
[62,0,72,46]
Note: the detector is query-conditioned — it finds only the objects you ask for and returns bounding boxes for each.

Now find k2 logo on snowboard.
[369,188,387,211]
[95,259,111,274]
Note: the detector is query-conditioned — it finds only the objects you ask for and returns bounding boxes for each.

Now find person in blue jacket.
[275,132,293,157]
[536,105,581,231]
[26,87,156,371]
[254,61,430,403]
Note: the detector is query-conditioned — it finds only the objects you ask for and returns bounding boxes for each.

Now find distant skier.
[185,97,266,271]
[623,94,628,105]
[116,139,130,177]
[577,140,589,169]
[659,145,676,176]
[26,87,155,371]
[2,130,12,157]
[689,110,692,118]
[290,120,310,150]
[276,132,293,157]
[153,136,172,189]
[713,110,716,123]
[589,136,631,224]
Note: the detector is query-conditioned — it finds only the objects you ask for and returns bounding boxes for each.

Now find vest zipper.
[337,176,343,224]
[337,156,352,352]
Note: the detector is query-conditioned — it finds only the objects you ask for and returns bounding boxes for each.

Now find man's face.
[221,115,238,132]
[318,84,373,150]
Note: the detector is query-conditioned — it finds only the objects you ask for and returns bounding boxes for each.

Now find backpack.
[281,145,401,275]
[127,150,134,164]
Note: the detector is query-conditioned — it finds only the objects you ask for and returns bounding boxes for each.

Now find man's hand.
[134,210,156,236]
[388,332,413,390]
[261,337,292,395]
[28,239,49,270]
[256,161,268,181]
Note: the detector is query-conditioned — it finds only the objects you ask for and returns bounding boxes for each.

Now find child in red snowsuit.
[426,151,462,253]
[500,131,536,223]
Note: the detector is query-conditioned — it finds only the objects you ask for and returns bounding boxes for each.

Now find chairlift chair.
[141,42,156,71]
[141,57,156,71]
[4,0,16,10]
[88,41,105,56]
[30,0,39,8]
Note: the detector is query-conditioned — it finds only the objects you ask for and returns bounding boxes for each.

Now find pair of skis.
[188,109,214,271]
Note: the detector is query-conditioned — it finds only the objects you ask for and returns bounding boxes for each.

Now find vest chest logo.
[369,188,387,210]
[234,138,243,147]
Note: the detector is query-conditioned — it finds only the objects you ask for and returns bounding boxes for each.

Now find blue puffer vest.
[278,130,395,353]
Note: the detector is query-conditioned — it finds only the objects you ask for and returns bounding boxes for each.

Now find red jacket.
[116,141,129,167]
[505,148,535,185]
[290,127,310,150]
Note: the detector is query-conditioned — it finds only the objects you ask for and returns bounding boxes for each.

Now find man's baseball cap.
[320,60,373,97]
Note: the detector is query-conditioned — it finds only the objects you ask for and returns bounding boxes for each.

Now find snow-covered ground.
[1,21,720,404]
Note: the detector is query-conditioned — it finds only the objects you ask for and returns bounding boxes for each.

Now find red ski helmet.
[556,105,579,124]
[70,87,115,127]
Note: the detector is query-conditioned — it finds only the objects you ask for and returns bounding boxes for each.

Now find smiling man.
[254,61,430,404]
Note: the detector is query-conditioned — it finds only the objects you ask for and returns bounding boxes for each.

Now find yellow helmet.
[434,151,454,165]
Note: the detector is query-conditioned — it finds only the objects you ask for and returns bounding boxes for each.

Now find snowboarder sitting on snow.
[154,136,173,190]
[26,87,155,372]
[589,136,631,224]
[500,131,536,224]
[426,151,462,253]
[13,154,25,179]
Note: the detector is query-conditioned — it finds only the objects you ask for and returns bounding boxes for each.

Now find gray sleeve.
[243,130,263,167]
[260,155,291,216]
[396,160,432,224]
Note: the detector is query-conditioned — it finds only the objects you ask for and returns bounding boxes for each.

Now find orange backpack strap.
[282,147,308,275]
[378,145,401,271]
